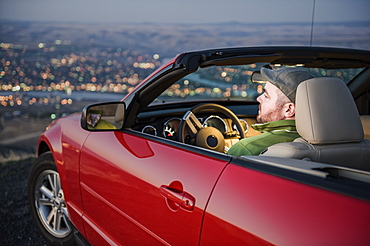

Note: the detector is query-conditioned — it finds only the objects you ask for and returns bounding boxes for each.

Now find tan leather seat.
[260,77,370,171]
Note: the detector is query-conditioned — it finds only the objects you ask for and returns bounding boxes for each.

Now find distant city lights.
[0,41,163,109]
[1,41,362,112]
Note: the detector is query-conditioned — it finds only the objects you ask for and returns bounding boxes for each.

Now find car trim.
[124,66,188,128]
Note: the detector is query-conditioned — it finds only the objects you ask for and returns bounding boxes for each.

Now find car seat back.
[260,77,370,171]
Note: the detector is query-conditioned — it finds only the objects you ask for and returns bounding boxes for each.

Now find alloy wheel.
[33,169,71,238]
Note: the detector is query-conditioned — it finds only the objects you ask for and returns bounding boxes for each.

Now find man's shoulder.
[228,129,300,156]
[236,132,272,146]
[227,133,271,156]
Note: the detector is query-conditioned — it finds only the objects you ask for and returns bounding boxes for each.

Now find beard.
[256,105,285,123]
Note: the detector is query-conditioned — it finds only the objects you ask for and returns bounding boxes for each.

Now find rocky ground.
[0,159,48,245]
[0,116,51,163]
[0,116,51,245]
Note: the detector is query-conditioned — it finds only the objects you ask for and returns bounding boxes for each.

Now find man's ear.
[284,102,296,118]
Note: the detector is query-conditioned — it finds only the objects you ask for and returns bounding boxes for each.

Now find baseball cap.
[260,67,314,103]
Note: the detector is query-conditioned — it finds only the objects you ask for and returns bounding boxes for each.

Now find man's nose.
[256,95,262,103]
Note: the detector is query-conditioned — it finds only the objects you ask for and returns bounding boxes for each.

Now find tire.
[28,152,76,246]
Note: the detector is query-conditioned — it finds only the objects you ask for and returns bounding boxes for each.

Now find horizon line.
[1,19,369,26]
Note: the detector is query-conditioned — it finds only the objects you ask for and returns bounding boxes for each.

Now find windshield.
[155,63,365,103]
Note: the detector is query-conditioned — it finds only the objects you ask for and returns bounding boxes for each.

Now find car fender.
[37,114,91,237]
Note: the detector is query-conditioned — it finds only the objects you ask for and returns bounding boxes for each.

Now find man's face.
[256,82,289,123]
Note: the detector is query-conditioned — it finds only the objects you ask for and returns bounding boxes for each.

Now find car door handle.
[160,185,195,211]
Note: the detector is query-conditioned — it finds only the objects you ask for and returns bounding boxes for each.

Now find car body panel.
[79,130,229,245]
[38,113,90,236]
[201,162,370,245]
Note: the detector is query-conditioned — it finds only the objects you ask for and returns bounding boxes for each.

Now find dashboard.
[135,114,251,141]
[131,102,260,151]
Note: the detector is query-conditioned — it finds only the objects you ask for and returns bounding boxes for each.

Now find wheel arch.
[37,123,64,170]
[37,140,50,156]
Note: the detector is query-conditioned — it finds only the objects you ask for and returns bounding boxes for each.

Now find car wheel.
[28,152,76,246]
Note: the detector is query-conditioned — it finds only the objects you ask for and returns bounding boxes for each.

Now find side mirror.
[81,102,126,131]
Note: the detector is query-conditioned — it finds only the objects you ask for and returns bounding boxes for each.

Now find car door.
[200,157,370,245]
[79,130,230,245]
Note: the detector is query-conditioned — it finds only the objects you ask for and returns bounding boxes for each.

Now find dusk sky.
[1,0,369,24]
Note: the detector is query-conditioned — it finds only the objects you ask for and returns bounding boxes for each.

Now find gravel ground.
[0,159,48,246]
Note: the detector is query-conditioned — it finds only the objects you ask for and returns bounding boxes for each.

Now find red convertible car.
[28,46,370,245]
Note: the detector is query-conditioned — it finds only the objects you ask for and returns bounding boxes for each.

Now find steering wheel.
[178,103,245,152]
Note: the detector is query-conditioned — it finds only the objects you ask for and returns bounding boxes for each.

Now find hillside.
[1,21,369,56]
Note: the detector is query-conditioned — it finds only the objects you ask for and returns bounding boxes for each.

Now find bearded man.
[227,67,314,156]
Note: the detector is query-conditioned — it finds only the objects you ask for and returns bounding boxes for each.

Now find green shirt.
[227,120,300,156]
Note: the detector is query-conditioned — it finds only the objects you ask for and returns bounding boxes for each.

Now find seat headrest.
[296,77,363,144]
